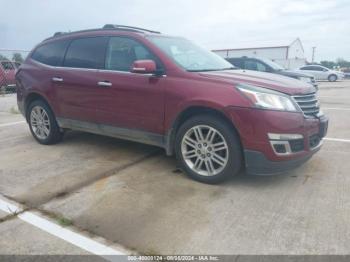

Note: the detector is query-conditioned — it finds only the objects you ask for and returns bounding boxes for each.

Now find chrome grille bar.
[293,92,320,117]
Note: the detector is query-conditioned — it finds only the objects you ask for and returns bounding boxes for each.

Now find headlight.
[237,84,299,112]
[298,76,312,83]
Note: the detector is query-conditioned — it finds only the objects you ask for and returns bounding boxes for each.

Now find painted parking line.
[0,195,127,259]
[0,121,26,127]
[324,137,350,143]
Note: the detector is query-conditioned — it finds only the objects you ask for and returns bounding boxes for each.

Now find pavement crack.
[0,213,17,223]
[29,149,162,208]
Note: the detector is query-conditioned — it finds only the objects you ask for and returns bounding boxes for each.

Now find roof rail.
[102,24,161,34]
[53,32,66,37]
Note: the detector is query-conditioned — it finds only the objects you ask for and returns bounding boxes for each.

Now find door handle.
[52,77,63,82]
[97,81,112,87]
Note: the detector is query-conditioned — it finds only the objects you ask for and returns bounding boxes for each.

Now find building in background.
[212,38,306,69]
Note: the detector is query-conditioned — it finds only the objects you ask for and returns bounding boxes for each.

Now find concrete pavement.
[0,80,350,256]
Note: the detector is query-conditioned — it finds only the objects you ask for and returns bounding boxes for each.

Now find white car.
[296,65,345,82]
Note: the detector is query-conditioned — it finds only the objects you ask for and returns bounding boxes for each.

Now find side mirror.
[131,60,157,74]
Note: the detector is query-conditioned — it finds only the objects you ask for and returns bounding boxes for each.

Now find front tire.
[328,74,337,82]
[175,114,242,184]
[27,100,63,144]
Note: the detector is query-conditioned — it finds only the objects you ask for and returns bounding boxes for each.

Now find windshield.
[260,58,285,70]
[147,36,234,72]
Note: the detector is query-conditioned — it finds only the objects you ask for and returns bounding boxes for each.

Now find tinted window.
[300,66,312,70]
[256,61,268,72]
[301,66,324,71]
[105,37,162,71]
[64,37,109,69]
[313,66,325,71]
[1,61,15,70]
[227,58,242,68]
[244,60,258,71]
[31,40,69,66]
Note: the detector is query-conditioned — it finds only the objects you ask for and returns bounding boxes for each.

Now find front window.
[260,58,285,70]
[105,36,162,71]
[147,36,234,72]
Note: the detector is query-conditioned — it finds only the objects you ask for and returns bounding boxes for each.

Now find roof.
[212,38,302,52]
[44,25,161,42]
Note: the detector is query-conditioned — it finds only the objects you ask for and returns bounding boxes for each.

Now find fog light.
[273,144,287,154]
[268,133,304,156]
[270,141,291,155]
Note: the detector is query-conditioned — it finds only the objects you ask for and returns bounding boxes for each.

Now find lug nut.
[208,147,212,151]
[207,153,211,157]
[198,144,202,148]
[197,150,201,154]
[201,154,205,158]
[203,143,207,147]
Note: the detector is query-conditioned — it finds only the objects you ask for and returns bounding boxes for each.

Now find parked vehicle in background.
[13,62,21,69]
[341,68,350,79]
[0,60,17,91]
[16,25,328,184]
[226,57,317,88]
[296,65,345,82]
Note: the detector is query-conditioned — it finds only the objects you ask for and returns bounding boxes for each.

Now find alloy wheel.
[181,125,229,176]
[30,106,51,140]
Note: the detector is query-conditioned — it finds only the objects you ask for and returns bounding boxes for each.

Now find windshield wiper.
[220,67,237,70]
[187,67,237,72]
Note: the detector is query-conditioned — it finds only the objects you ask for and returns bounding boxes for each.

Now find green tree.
[336,58,350,68]
[320,60,336,69]
[0,54,9,61]
[12,53,24,63]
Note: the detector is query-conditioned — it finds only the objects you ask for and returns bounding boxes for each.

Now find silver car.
[296,65,345,82]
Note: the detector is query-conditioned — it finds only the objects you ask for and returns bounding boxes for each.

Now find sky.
[1,0,349,62]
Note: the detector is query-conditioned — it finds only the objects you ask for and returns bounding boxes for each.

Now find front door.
[94,36,166,135]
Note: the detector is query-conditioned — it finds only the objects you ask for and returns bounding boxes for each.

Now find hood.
[278,70,314,79]
[198,69,316,95]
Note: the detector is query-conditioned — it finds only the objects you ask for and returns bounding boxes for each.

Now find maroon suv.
[16,25,328,183]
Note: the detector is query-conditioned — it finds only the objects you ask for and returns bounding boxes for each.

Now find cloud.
[1,0,349,61]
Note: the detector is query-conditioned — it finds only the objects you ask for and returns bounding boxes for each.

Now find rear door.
[94,36,166,134]
[55,37,109,122]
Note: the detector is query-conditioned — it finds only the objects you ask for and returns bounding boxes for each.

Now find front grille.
[292,92,320,117]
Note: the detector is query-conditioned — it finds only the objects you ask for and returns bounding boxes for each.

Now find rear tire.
[175,114,242,184]
[27,100,63,145]
[328,74,337,82]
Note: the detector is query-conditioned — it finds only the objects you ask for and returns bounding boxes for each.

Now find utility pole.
[311,47,316,63]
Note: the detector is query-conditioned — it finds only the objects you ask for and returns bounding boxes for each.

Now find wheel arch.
[328,74,337,81]
[165,105,242,156]
[24,92,54,121]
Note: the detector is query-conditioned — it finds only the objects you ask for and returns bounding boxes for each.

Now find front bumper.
[225,106,328,175]
[244,144,321,175]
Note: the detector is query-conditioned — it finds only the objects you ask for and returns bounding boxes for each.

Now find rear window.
[63,37,109,69]
[1,61,15,70]
[31,40,70,66]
